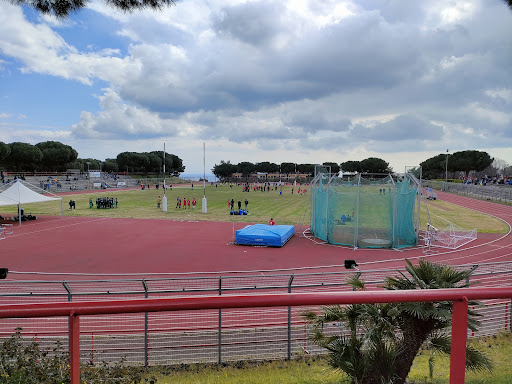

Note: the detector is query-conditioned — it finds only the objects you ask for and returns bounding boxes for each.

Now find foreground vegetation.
[1,330,510,384]
[140,333,512,384]
[3,183,508,233]
[142,333,512,384]
[304,260,492,384]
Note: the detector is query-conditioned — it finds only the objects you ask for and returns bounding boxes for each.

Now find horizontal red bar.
[0,288,511,319]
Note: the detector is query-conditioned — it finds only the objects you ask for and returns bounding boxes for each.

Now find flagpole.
[17,180,21,226]
[162,143,167,212]
[202,142,207,214]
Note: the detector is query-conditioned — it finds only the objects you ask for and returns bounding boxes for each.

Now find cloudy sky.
[1,0,511,174]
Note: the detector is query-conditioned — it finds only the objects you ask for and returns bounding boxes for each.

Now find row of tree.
[0,140,501,181]
[420,150,494,180]
[0,141,185,175]
[212,151,503,181]
[116,151,184,175]
[0,141,78,172]
[212,158,391,179]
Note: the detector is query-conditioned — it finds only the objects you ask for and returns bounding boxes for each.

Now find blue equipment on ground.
[235,224,295,247]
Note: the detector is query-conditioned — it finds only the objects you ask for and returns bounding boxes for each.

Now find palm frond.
[404,259,428,289]
[428,334,452,354]
[428,352,435,379]
[346,273,365,290]
[385,270,415,290]
[465,344,493,372]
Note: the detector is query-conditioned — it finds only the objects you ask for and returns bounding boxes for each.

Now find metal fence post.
[218,276,222,364]
[466,265,478,287]
[63,281,72,303]
[63,282,74,367]
[287,274,294,360]
[143,280,149,367]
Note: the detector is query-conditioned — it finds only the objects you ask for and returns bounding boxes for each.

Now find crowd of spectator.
[1,171,26,184]
[463,175,511,186]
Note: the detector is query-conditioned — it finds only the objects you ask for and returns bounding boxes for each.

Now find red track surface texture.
[1,191,511,280]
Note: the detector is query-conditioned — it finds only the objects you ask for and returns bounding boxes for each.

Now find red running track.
[0,191,510,280]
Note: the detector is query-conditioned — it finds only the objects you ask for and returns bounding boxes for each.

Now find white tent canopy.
[0,180,62,224]
[0,180,61,206]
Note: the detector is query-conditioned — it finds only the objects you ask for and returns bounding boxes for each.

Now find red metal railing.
[1,287,511,384]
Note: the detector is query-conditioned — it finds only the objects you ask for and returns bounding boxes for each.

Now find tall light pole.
[162,143,167,212]
[202,142,207,214]
[86,162,90,190]
[445,149,449,184]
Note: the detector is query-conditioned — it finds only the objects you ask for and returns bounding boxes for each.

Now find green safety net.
[311,173,329,242]
[311,174,418,249]
[393,176,418,248]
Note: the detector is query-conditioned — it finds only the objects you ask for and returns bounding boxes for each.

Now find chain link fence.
[428,181,512,204]
[1,261,511,366]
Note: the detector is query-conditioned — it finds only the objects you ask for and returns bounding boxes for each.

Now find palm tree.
[303,260,492,384]
[6,0,175,18]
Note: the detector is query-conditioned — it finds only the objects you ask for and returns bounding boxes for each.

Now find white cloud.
[1,0,511,172]
[71,89,181,139]
[0,3,139,85]
[485,89,512,103]
[0,124,71,144]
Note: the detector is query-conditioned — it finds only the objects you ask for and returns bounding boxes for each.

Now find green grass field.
[2,184,310,225]
[2,183,508,233]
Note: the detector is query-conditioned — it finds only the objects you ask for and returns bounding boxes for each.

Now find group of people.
[294,186,306,196]
[463,175,512,186]
[3,173,26,183]
[229,198,249,213]
[93,197,118,209]
[154,183,172,190]
[175,197,196,209]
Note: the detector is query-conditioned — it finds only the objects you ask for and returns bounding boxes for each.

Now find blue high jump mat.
[235,224,295,247]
